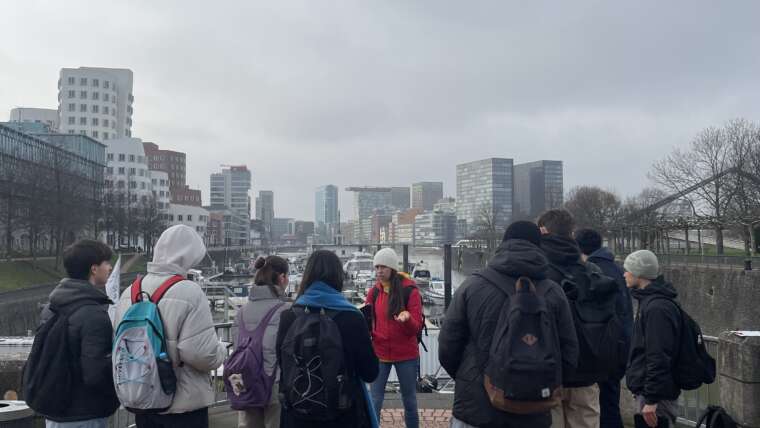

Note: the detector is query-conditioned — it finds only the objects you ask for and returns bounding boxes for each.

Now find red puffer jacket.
[365,276,423,362]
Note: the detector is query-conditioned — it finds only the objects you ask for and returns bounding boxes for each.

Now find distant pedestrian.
[439,221,578,428]
[25,240,120,428]
[366,248,424,428]
[624,250,680,428]
[277,250,379,428]
[575,228,634,428]
[230,256,291,428]
[113,225,227,428]
[538,210,625,428]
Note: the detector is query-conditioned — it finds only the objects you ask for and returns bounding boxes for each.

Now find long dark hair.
[253,255,289,296]
[298,250,344,296]
[385,270,406,319]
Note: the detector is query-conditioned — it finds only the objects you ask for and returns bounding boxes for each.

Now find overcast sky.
[2,1,759,221]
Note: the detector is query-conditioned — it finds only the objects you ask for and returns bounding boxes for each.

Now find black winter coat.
[541,234,616,386]
[276,307,379,428]
[438,239,578,428]
[38,279,120,422]
[587,247,633,342]
[626,277,682,404]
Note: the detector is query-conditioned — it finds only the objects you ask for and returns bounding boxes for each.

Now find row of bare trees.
[564,118,760,255]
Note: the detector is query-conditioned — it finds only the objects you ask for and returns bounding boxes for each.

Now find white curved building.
[57,67,134,141]
[150,170,171,210]
[104,137,153,204]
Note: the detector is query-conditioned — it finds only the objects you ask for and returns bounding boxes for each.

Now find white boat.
[343,252,374,283]
[422,279,458,306]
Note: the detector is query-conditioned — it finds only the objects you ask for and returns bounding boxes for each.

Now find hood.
[541,234,582,265]
[49,278,112,309]
[588,247,615,263]
[488,239,548,280]
[630,276,678,301]
[248,283,282,301]
[148,224,207,275]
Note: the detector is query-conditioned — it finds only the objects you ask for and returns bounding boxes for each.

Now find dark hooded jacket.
[588,247,634,345]
[38,279,120,422]
[438,239,578,428]
[626,276,682,404]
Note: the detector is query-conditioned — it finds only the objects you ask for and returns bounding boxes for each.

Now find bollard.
[744,259,752,271]
[444,244,452,310]
[403,244,409,273]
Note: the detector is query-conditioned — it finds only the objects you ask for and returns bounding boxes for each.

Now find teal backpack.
[113,275,183,413]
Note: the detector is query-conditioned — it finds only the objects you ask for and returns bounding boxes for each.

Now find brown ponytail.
[253,255,289,296]
[385,270,406,319]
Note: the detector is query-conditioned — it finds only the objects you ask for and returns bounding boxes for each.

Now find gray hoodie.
[237,284,290,384]
[113,225,227,414]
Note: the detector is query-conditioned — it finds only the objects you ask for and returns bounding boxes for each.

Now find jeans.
[45,418,108,428]
[370,359,419,428]
[135,407,209,428]
[599,378,624,428]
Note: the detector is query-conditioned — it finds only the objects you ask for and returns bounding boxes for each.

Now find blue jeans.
[370,359,419,428]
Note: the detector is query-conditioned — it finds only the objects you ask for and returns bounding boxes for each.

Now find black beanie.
[502,221,541,245]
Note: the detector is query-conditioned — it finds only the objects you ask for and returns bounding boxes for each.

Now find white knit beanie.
[373,248,400,270]
[624,250,660,280]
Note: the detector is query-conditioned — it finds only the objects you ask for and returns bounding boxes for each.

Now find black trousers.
[599,378,624,428]
[135,407,209,428]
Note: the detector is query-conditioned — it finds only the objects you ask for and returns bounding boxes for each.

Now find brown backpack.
[484,375,561,414]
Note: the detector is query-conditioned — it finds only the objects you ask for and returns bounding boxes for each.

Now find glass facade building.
[412,182,444,212]
[456,158,514,236]
[513,160,564,220]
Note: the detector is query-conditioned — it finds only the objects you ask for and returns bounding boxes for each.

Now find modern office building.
[9,108,60,131]
[391,187,411,211]
[412,182,444,212]
[255,190,274,241]
[210,165,251,220]
[513,160,564,220]
[456,158,514,236]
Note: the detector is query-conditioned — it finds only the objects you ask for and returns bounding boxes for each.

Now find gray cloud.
[2,0,760,220]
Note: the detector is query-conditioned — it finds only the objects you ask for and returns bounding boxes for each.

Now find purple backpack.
[224,302,284,410]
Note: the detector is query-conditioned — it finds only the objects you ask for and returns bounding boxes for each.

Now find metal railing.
[676,335,719,427]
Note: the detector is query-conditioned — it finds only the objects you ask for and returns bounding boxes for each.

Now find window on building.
[67,77,75,85]
[80,77,87,85]
[118,167,125,175]
[68,90,75,98]
[129,154,135,162]
[92,92,99,100]
[141,182,146,190]
[92,105,99,113]
[187,215,193,222]
[103,134,109,140]
[139,169,144,177]
[118,154,125,161]
[80,104,87,112]
[129,181,137,189]
[117,180,125,188]
[68,103,75,112]
[168,214,174,221]
[107,153,114,161]
[92,118,99,126]
[68,117,75,125]
[129,168,136,175]
[104,81,110,89]
[80,91,87,99]
[103,106,109,114]
[131,195,137,203]
[103,119,109,127]
[106,167,113,174]
[93,131,99,138]
[68,130,75,134]
[79,117,87,125]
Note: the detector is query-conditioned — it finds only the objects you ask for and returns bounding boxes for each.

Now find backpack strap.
[474,267,517,298]
[150,275,186,304]
[251,302,286,336]
[130,275,143,304]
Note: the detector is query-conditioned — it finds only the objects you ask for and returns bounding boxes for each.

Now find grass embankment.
[0,253,146,292]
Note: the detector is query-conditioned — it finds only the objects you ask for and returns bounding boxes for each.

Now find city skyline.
[3,2,760,220]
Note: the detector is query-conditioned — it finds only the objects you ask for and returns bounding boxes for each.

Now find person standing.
[33,240,120,428]
[624,250,681,428]
[234,256,291,428]
[575,228,633,428]
[113,225,227,428]
[366,248,424,428]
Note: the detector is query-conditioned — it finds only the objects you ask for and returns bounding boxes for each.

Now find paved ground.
[381,408,453,427]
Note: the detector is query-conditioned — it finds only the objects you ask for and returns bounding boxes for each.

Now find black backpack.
[368,285,428,352]
[22,303,89,417]
[646,297,716,390]
[696,406,737,428]
[279,306,352,421]
[551,262,626,381]
[476,269,562,414]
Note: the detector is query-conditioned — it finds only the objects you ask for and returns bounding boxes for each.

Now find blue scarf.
[294,281,380,428]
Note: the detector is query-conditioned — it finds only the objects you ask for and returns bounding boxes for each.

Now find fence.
[676,335,719,427]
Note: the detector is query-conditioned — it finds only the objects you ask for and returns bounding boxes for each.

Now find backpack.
[550,262,626,381]
[279,306,353,421]
[695,406,737,428]
[22,303,91,417]
[645,297,716,390]
[112,275,183,414]
[224,302,285,410]
[368,285,428,351]
[476,269,562,414]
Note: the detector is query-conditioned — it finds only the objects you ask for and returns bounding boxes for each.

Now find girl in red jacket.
[366,248,423,428]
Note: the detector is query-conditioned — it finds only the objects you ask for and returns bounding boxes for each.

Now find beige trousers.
[551,384,600,428]
[237,384,281,428]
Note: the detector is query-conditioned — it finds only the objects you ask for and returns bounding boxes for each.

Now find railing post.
[403,244,409,273]
[444,244,452,310]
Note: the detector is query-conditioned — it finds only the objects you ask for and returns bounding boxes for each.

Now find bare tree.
[472,204,504,254]
[563,186,621,235]
[651,125,737,254]
[724,119,760,255]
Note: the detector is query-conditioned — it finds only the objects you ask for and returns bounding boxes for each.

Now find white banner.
[107,255,121,322]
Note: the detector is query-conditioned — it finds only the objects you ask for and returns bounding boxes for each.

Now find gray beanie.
[373,248,400,270]
[624,250,660,280]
